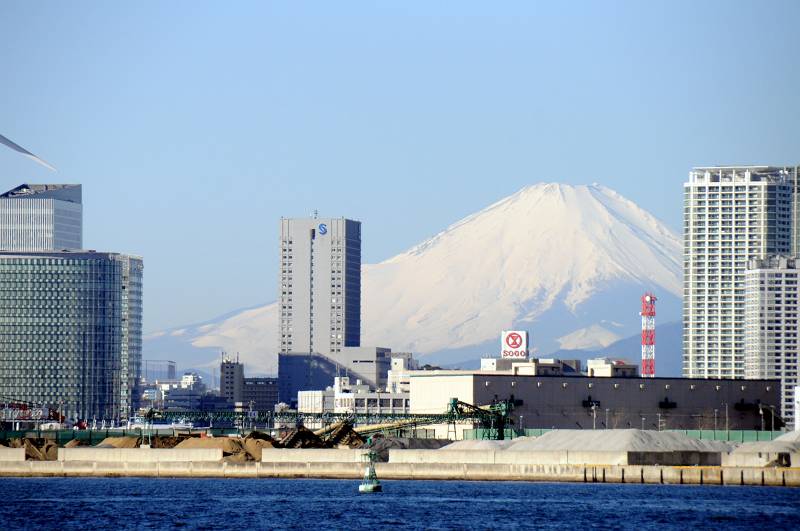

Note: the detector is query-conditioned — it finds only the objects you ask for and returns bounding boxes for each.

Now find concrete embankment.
[0,460,798,486]
[58,448,222,462]
[0,448,25,461]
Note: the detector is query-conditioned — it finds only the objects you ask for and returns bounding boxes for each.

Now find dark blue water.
[0,478,797,529]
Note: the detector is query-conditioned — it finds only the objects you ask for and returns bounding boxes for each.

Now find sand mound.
[731,433,800,455]
[96,437,140,449]
[175,437,244,455]
[243,438,274,461]
[504,430,734,453]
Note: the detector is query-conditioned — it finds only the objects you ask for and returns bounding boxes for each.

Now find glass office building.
[0,251,143,421]
[0,184,82,250]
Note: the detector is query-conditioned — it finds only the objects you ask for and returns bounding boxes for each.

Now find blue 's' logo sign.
[318,223,328,235]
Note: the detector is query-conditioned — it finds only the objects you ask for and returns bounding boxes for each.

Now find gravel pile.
[503,430,734,453]
[775,431,800,443]
[439,439,516,451]
[730,431,800,454]
[368,437,451,461]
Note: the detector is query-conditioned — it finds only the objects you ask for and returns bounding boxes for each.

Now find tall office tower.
[278,217,361,357]
[0,184,82,250]
[0,250,143,421]
[745,256,799,429]
[683,166,792,379]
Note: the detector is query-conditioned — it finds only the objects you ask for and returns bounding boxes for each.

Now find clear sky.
[1,1,798,333]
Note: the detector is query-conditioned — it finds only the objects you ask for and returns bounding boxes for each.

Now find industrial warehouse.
[408,367,780,438]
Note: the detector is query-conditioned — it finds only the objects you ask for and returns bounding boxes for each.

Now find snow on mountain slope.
[144,183,682,374]
[556,324,623,351]
[362,183,680,353]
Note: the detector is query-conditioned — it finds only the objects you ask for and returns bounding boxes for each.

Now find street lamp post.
[605,408,610,429]
[641,417,645,431]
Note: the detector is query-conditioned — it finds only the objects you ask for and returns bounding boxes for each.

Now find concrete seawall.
[260,449,370,463]
[0,460,797,486]
[390,450,720,467]
[58,448,222,462]
[0,448,25,462]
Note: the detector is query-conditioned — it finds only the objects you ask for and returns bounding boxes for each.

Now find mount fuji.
[144,183,683,375]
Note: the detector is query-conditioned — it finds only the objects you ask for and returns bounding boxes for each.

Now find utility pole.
[769,406,775,437]
[641,417,645,430]
[714,409,718,432]
[591,404,597,430]
[605,408,610,429]
[725,402,729,432]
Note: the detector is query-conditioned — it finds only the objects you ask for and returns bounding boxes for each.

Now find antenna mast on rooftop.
[641,293,656,377]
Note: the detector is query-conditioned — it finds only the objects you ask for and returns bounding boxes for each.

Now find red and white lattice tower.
[640,293,656,377]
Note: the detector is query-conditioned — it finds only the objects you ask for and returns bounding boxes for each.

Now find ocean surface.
[0,478,797,530]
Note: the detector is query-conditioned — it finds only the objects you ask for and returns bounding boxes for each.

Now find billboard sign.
[501,330,529,359]
[0,407,46,421]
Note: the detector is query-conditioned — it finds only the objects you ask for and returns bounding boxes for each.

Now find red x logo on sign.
[506,332,523,349]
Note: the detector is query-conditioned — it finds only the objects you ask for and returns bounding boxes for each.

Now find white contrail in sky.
[0,133,56,171]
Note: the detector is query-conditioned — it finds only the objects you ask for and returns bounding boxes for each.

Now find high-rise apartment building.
[0,184,82,250]
[745,256,799,429]
[278,217,361,357]
[0,250,143,420]
[790,166,800,256]
[683,166,793,379]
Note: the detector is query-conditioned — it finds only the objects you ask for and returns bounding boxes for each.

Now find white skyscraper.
[278,217,361,357]
[683,166,793,379]
[745,256,799,429]
[0,184,82,250]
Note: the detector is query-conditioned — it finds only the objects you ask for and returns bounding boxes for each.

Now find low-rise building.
[586,358,639,378]
[297,377,410,416]
[480,357,581,376]
[243,377,279,412]
[387,352,419,393]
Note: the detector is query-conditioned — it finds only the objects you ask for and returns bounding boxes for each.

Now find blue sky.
[1,1,798,332]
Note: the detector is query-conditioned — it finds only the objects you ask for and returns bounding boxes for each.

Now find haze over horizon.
[1,1,798,333]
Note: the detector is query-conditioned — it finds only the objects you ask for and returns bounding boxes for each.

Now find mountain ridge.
[144,182,682,374]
